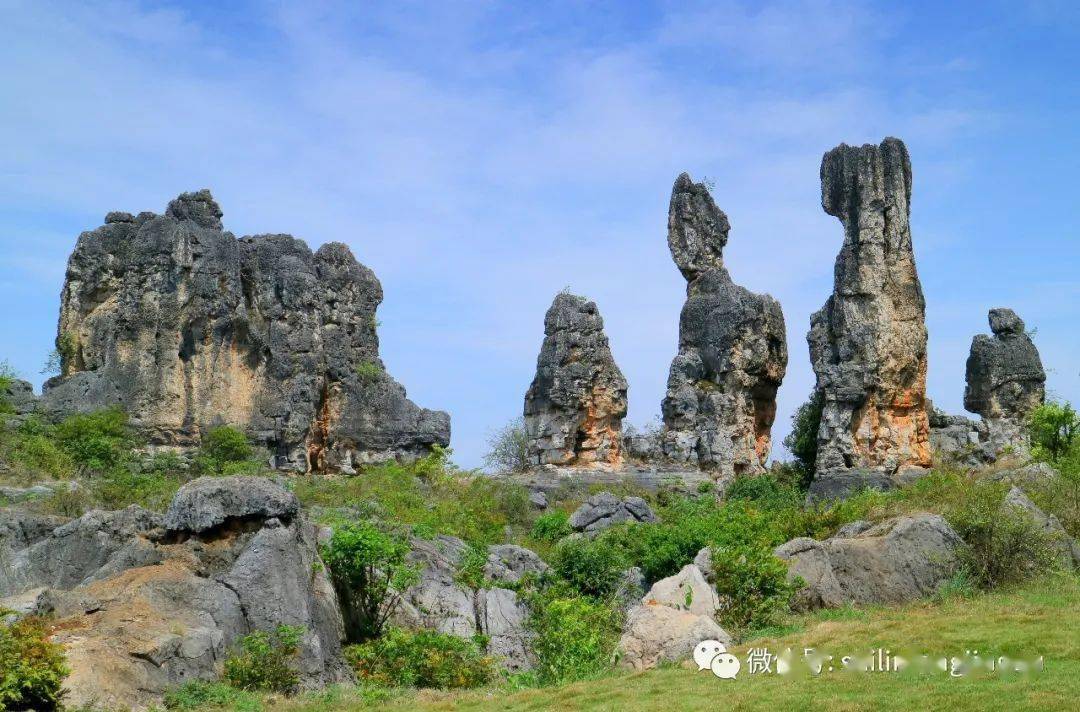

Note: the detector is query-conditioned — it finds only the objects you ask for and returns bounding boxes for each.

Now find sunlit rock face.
[808,138,932,498]
[660,173,788,480]
[524,292,628,467]
[964,307,1045,421]
[40,190,449,471]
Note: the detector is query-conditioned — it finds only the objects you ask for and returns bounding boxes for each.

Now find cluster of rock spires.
[29,190,449,472]
[520,137,1047,498]
[522,173,788,480]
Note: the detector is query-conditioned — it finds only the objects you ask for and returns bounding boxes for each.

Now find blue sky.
[2,0,1077,468]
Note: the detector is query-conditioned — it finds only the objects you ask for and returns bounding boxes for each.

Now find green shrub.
[223,625,305,694]
[530,510,571,543]
[483,417,531,473]
[92,467,186,512]
[0,614,69,711]
[321,521,418,642]
[344,628,494,689]
[53,407,130,474]
[551,536,629,598]
[41,333,77,377]
[726,474,804,511]
[455,544,489,590]
[947,486,1062,590]
[201,425,253,465]
[709,543,800,635]
[526,589,622,684]
[782,389,824,487]
[0,360,15,414]
[4,417,75,481]
[163,680,261,711]
[1029,401,1079,461]
[355,361,384,384]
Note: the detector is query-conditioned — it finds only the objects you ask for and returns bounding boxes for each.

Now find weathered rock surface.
[162,475,298,533]
[641,564,719,617]
[775,513,961,610]
[477,587,536,672]
[523,293,628,466]
[38,190,449,472]
[1,378,37,415]
[568,491,657,534]
[0,477,351,709]
[618,604,731,670]
[484,544,550,585]
[808,138,932,498]
[962,308,1045,456]
[660,173,787,480]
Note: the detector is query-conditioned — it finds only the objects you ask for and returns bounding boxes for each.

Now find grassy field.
[266,573,1079,712]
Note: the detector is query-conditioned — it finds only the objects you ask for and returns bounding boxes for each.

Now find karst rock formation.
[659,173,788,479]
[524,292,628,466]
[808,138,931,498]
[39,190,449,472]
[963,307,1045,450]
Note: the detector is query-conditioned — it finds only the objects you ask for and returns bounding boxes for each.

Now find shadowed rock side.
[808,138,931,498]
[965,308,1045,422]
[38,190,449,472]
[660,173,787,480]
[524,293,628,466]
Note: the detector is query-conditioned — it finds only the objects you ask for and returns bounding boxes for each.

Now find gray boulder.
[808,138,932,495]
[163,475,298,533]
[568,492,658,533]
[617,604,731,670]
[1,378,37,415]
[0,478,351,709]
[396,535,477,637]
[38,190,449,471]
[660,173,787,479]
[775,513,961,610]
[523,292,628,467]
[641,564,719,617]
[484,544,549,585]
[478,588,535,672]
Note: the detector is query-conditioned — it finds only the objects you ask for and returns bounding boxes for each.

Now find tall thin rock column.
[660,174,788,481]
[808,138,931,499]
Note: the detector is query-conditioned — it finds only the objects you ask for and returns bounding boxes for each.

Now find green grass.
[242,573,1080,712]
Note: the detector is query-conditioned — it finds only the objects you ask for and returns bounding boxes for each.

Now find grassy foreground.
[267,573,1079,712]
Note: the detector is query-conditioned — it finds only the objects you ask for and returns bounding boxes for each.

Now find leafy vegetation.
[164,681,262,712]
[345,628,494,689]
[354,361,384,385]
[321,521,418,642]
[1029,401,1079,461]
[781,389,823,488]
[223,625,306,694]
[483,417,531,473]
[0,614,69,711]
[524,587,623,685]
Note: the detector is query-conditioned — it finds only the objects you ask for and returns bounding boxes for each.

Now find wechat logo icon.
[694,639,741,680]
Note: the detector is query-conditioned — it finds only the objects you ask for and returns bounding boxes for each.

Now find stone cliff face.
[40,190,449,471]
[808,138,931,495]
[524,292,628,466]
[660,174,788,479]
[965,308,1045,421]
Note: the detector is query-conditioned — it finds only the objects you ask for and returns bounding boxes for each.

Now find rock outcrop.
[963,308,1045,453]
[0,477,351,709]
[38,190,449,472]
[775,513,961,610]
[1002,486,1080,569]
[390,535,540,672]
[568,491,657,534]
[660,173,787,480]
[808,138,932,499]
[523,293,628,467]
[618,564,731,670]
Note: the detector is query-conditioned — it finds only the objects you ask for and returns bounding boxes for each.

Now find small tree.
[483,417,531,472]
[53,407,130,474]
[782,389,824,488]
[223,625,304,694]
[1028,401,1079,461]
[321,521,418,642]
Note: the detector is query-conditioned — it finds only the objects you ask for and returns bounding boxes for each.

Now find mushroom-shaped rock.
[163,476,298,534]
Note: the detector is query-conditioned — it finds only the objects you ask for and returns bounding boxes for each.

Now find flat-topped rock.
[163,476,298,534]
